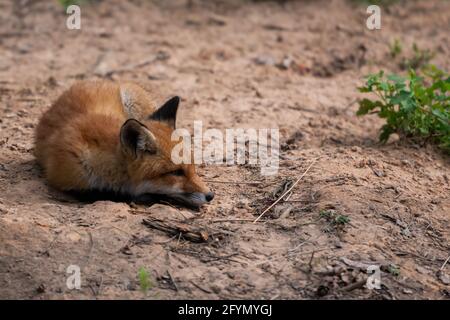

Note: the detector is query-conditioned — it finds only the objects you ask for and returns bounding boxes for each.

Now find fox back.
[35,80,214,207]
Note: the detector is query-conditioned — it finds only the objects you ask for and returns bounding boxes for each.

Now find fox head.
[119,95,214,208]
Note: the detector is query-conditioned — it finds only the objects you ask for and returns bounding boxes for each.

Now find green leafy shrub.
[357,65,450,153]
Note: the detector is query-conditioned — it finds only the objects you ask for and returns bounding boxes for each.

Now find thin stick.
[167,271,179,292]
[190,281,213,294]
[207,218,256,223]
[204,180,262,185]
[307,251,316,272]
[253,158,318,223]
[440,254,450,271]
[341,278,367,292]
[142,217,209,243]
[154,234,178,245]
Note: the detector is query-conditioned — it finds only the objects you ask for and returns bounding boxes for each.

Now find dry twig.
[142,217,209,243]
[205,180,263,185]
[440,254,450,271]
[253,158,318,223]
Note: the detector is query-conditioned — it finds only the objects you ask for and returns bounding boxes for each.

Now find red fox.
[35,80,214,208]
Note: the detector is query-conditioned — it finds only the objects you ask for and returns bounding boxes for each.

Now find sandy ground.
[0,0,449,299]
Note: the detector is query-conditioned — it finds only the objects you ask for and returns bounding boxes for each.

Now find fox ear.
[149,96,180,129]
[120,119,157,158]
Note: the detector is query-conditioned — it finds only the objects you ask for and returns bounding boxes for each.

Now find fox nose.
[205,192,214,202]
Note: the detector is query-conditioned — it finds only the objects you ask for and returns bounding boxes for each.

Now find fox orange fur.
[35,80,213,207]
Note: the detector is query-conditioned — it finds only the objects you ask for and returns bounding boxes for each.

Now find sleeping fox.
[35,80,214,208]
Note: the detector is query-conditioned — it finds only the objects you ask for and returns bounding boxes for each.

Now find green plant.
[335,215,351,225]
[387,264,400,277]
[138,267,153,294]
[389,39,402,58]
[349,0,398,6]
[319,210,332,219]
[400,43,434,71]
[58,0,86,9]
[319,210,351,226]
[357,65,450,153]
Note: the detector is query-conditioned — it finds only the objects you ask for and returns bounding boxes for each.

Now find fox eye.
[168,169,184,177]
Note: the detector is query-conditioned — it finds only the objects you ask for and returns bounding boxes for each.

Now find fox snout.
[193,191,215,204]
[178,177,214,207]
[167,191,214,209]
[205,192,215,202]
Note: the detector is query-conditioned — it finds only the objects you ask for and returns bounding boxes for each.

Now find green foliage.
[138,267,153,294]
[387,40,434,71]
[319,210,351,226]
[387,264,400,277]
[357,65,450,152]
[319,210,333,219]
[58,0,85,9]
[335,215,351,225]
[389,39,402,58]
[349,0,398,6]
[400,43,434,71]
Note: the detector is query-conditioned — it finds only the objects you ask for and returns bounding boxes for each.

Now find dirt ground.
[0,0,449,300]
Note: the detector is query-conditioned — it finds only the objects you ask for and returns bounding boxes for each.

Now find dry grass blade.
[253,158,318,223]
[142,217,209,243]
[204,180,263,185]
[440,254,450,271]
[340,278,367,292]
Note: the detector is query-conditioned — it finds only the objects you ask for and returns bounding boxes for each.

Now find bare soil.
[0,0,449,299]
